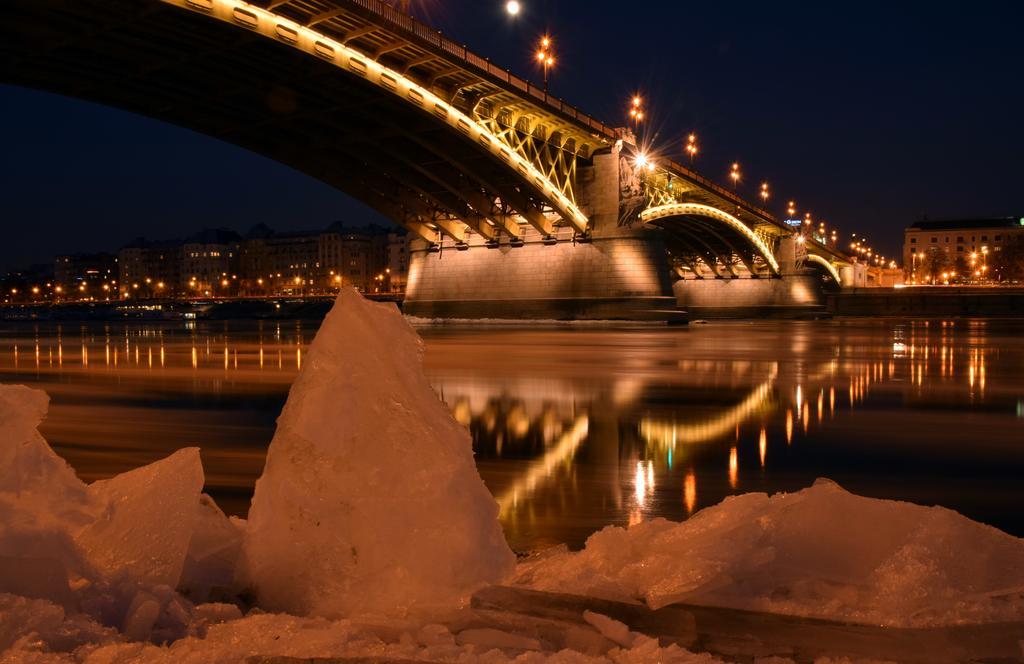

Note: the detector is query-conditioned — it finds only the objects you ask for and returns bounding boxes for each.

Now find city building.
[54,253,118,300]
[904,216,1024,283]
[181,228,243,296]
[11,223,410,305]
[119,238,182,299]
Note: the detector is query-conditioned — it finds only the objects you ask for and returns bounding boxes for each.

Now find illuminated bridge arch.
[640,203,781,277]
[804,253,842,285]
[1,0,590,242]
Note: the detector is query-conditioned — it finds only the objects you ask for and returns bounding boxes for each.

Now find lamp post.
[535,36,555,94]
[729,162,740,190]
[629,95,644,135]
[759,182,769,205]
[685,133,698,165]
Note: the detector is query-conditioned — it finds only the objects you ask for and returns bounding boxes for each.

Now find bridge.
[1,0,863,320]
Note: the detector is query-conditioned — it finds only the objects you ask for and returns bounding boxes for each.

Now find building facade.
[54,253,118,300]
[119,240,182,299]
[180,228,242,296]
[904,217,1024,283]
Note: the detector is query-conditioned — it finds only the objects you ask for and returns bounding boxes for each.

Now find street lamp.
[685,133,698,165]
[535,35,555,93]
[729,162,740,189]
[787,200,796,218]
[505,0,521,16]
[629,95,644,134]
[759,182,769,204]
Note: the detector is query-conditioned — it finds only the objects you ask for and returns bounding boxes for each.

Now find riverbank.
[0,295,401,321]
[828,286,1024,317]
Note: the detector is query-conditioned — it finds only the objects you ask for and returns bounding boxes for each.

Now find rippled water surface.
[2,317,1023,552]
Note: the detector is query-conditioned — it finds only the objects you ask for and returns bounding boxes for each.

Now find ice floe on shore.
[1,289,1023,663]
[514,478,1024,627]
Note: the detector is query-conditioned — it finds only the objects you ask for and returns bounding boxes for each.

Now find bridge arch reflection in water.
[0,319,1019,550]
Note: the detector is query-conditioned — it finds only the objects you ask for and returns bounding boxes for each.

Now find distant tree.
[952,255,970,283]
[992,236,1024,282]
[917,247,952,284]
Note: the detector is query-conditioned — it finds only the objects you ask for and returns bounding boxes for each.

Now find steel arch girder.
[160,0,589,233]
[805,254,842,284]
[641,203,781,275]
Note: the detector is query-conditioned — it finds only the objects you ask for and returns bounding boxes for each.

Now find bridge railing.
[347,0,619,141]
[660,157,778,226]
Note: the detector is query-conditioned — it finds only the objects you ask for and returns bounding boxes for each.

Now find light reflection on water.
[0,318,1023,552]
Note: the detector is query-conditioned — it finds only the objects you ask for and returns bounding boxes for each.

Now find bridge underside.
[646,216,778,280]
[0,0,580,244]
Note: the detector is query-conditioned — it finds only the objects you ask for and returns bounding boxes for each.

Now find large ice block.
[243,288,514,617]
[76,448,204,589]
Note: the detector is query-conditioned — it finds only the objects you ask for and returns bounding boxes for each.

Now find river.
[1,317,1022,552]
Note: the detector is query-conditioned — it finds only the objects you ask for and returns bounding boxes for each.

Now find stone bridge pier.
[403,142,682,321]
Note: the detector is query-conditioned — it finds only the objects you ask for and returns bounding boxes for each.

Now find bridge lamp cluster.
[535,35,555,91]
[729,162,741,188]
[629,96,644,130]
[760,182,769,203]
[685,133,698,164]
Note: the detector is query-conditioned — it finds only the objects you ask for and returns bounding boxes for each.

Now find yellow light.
[632,95,641,107]
[546,56,555,66]
[634,153,649,169]
[536,50,545,62]
[541,36,550,48]
[221,279,229,287]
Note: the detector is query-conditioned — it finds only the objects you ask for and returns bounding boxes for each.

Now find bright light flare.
[505,0,521,15]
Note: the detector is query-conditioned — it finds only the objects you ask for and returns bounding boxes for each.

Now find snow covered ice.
[241,287,515,617]
[514,478,1024,627]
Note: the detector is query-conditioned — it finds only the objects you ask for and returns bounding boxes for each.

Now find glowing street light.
[729,162,740,189]
[685,133,698,165]
[629,95,644,133]
[505,0,521,16]
[787,200,796,217]
[759,182,769,204]
[535,35,555,93]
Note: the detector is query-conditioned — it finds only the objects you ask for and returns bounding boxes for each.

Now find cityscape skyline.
[3,1,1023,271]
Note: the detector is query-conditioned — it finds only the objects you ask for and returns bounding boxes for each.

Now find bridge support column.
[403,228,681,321]
[403,141,682,321]
[840,263,868,287]
[672,275,828,319]
[775,236,800,275]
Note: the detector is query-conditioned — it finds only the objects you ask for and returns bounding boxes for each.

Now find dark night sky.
[2,1,1022,272]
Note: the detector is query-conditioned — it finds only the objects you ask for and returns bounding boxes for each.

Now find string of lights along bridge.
[490,0,884,267]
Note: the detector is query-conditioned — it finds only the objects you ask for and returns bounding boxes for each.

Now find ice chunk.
[0,385,94,606]
[243,289,514,617]
[516,479,1024,627]
[455,627,541,651]
[179,495,244,603]
[0,385,87,509]
[582,611,637,648]
[76,448,204,589]
[0,593,118,654]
